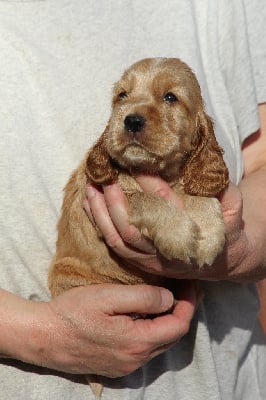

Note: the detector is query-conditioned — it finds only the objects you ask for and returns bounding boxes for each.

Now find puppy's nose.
[124,114,146,133]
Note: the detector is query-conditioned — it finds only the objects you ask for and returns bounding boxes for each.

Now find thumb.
[135,175,184,208]
[218,182,243,242]
[219,182,243,216]
[101,284,174,316]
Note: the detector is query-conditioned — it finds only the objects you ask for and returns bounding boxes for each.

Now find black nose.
[124,114,146,133]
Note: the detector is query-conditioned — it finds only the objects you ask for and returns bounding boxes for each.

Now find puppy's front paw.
[151,214,200,263]
[183,196,226,267]
[197,231,225,267]
[128,193,201,265]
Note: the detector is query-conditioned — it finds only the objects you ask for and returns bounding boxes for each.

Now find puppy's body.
[48,58,229,397]
[49,164,225,297]
[49,163,164,297]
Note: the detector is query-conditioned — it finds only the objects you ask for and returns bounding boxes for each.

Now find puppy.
[48,58,229,398]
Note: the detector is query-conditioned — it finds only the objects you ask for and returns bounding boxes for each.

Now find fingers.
[85,176,183,253]
[85,185,127,254]
[133,281,200,355]
[135,175,184,208]
[92,282,198,350]
[219,182,243,219]
[85,184,155,254]
[50,282,199,376]
[103,184,156,252]
[101,281,199,365]
[101,284,174,315]
[218,182,244,242]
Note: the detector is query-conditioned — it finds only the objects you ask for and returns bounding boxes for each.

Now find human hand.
[84,177,251,282]
[40,282,199,376]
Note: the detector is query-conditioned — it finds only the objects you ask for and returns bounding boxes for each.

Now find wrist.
[0,289,56,367]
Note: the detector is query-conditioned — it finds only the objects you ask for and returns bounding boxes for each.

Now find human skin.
[242,103,266,332]
[84,104,266,284]
[0,280,201,376]
[257,280,266,333]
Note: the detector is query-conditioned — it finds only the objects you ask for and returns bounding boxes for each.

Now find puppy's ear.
[182,111,229,197]
[85,124,119,185]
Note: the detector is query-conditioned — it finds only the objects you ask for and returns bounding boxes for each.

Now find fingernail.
[160,288,174,310]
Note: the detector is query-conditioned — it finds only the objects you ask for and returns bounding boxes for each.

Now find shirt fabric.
[0,1,265,399]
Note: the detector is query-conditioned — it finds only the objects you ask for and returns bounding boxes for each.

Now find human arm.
[242,102,266,331]
[0,282,199,376]
[235,103,266,280]
[85,104,266,283]
[257,279,266,333]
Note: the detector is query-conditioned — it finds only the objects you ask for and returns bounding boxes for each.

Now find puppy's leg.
[48,256,111,297]
[127,192,200,263]
[184,196,225,267]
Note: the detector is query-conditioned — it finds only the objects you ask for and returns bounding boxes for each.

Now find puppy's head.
[86,58,229,196]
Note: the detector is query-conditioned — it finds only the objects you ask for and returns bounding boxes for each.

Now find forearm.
[257,278,266,333]
[238,104,266,280]
[0,288,54,366]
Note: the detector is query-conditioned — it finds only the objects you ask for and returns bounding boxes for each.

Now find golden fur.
[48,58,229,398]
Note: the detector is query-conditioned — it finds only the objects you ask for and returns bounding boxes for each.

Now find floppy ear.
[182,111,229,197]
[85,124,119,185]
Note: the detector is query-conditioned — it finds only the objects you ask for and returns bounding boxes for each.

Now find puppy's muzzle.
[124,114,146,133]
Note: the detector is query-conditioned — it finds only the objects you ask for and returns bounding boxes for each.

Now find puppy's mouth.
[111,142,168,174]
[123,143,157,163]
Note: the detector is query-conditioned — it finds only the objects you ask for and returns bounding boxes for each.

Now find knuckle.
[130,342,150,358]
[154,185,183,208]
[151,179,172,199]
[177,319,190,336]
[155,187,170,198]
[105,231,123,250]
[121,224,141,245]
[125,346,150,370]
[138,286,159,309]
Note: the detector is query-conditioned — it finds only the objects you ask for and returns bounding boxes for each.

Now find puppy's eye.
[163,92,178,104]
[118,91,128,101]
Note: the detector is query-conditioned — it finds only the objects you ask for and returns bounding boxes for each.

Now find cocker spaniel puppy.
[48,57,229,397]
[49,57,228,296]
